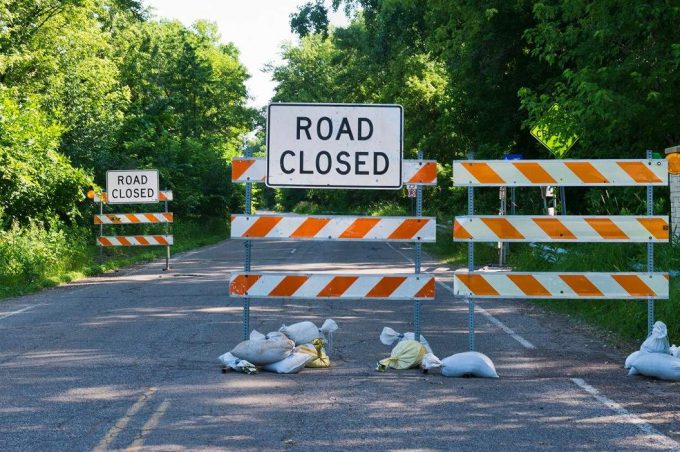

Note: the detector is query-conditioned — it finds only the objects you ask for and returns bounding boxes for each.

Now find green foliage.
[0,89,91,226]
[521,1,680,155]
[0,221,88,294]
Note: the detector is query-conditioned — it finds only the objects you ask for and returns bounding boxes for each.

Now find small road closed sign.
[106,170,159,204]
[266,103,403,189]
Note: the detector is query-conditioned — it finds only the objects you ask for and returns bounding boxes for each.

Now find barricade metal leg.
[164,196,170,271]
[646,149,655,336]
[414,150,423,342]
[99,200,104,262]
[467,152,475,352]
[243,148,253,341]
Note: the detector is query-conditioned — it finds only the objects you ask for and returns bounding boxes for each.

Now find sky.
[143,0,349,108]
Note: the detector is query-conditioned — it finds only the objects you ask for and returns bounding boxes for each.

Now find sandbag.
[421,353,442,370]
[440,352,498,378]
[218,352,258,374]
[262,352,313,374]
[379,327,433,354]
[628,353,680,381]
[376,340,426,372]
[230,330,295,365]
[671,345,680,358]
[280,319,338,345]
[296,338,331,368]
[640,321,670,354]
[624,350,644,369]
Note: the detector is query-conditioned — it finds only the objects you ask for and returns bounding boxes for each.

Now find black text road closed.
[266,103,403,189]
[106,170,159,204]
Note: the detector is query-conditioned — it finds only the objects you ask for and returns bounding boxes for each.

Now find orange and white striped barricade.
[93,190,174,270]
[231,157,438,185]
[97,235,174,247]
[230,215,436,242]
[453,215,670,243]
[230,273,435,300]
[452,153,670,351]
[453,159,668,186]
[231,148,438,341]
[94,213,174,225]
[453,272,669,300]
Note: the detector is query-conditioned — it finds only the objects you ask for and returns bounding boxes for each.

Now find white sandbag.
[628,353,680,381]
[379,327,433,354]
[624,350,644,369]
[262,352,313,374]
[421,353,442,370]
[218,352,257,374]
[640,321,670,354]
[671,345,680,358]
[440,352,498,378]
[230,330,295,365]
[279,319,338,345]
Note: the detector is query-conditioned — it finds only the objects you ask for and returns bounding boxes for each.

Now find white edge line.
[437,280,536,350]
[571,378,680,450]
[385,243,536,350]
[0,304,41,321]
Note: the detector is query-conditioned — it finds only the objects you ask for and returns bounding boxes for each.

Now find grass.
[0,217,228,300]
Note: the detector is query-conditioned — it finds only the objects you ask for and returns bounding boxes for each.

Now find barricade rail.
[230,214,436,242]
[453,215,669,243]
[230,273,435,300]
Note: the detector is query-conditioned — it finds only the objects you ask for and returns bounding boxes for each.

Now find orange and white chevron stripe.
[453,272,669,299]
[230,215,436,241]
[93,191,173,203]
[231,157,438,185]
[94,213,173,224]
[403,160,437,185]
[229,273,435,300]
[97,235,173,246]
[453,215,669,243]
[453,159,668,186]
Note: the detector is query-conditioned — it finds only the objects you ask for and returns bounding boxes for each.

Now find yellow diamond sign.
[530,104,579,158]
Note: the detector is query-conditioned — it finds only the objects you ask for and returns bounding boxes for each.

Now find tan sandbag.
[376,340,426,372]
[296,338,331,368]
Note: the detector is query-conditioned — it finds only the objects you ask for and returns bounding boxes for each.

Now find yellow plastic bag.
[377,340,426,372]
[297,338,331,368]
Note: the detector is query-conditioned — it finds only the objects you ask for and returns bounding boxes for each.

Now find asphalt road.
[1,239,679,451]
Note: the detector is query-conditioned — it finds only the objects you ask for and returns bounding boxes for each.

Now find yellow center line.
[93,387,157,452]
[126,399,172,451]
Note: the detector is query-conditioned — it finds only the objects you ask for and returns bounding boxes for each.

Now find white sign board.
[106,170,159,204]
[266,103,403,189]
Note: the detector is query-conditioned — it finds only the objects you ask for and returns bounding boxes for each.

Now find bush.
[0,222,88,293]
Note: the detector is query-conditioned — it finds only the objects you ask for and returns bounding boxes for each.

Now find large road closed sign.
[266,103,403,189]
[106,170,159,204]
